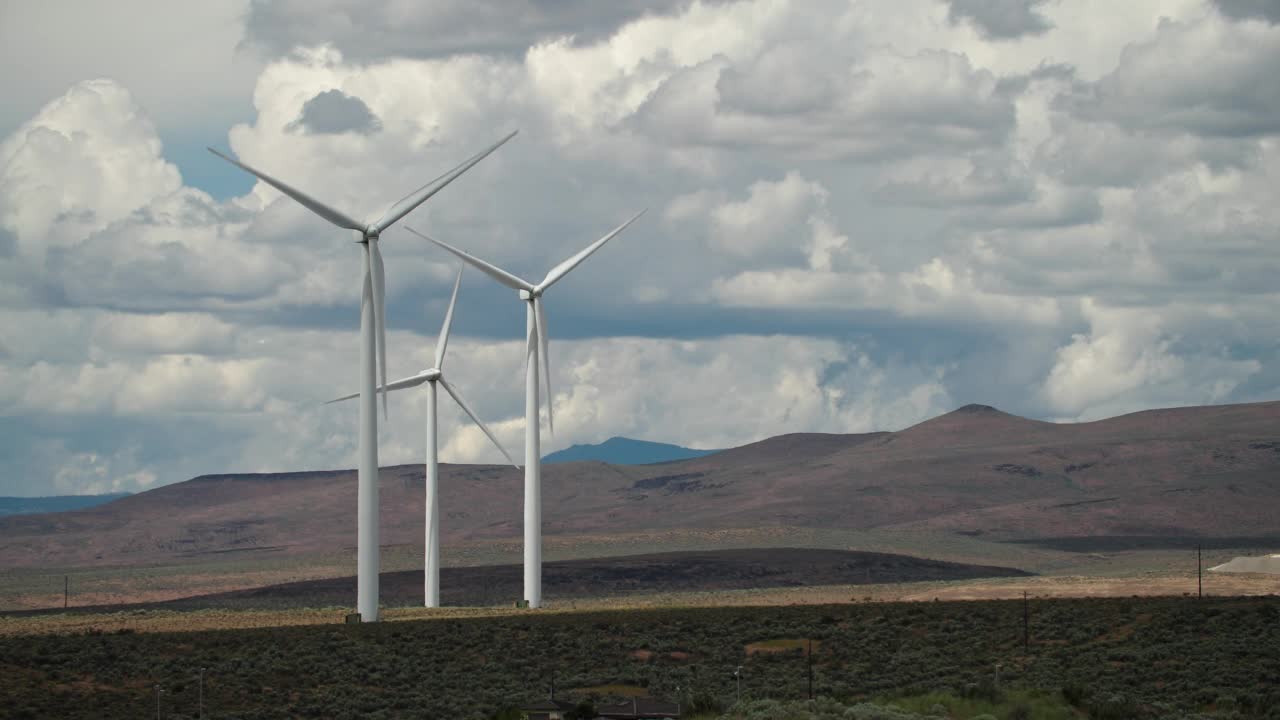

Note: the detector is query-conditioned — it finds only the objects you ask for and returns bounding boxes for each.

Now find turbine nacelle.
[518,289,543,301]
[422,368,442,382]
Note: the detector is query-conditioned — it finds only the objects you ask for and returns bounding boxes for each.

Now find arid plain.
[3,401,1278,634]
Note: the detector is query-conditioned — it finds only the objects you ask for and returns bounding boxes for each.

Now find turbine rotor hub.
[423,368,441,381]
[519,288,542,300]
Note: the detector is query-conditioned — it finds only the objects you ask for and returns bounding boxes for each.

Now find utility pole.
[1022,591,1029,655]
[1198,544,1203,598]
[807,639,813,700]
[154,684,161,720]
[734,666,742,706]
[199,668,205,720]
[64,576,68,609]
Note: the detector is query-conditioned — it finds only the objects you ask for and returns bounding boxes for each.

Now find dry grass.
[7,526,1263,613]
[4,568,1276,638]
[893,570,1280,601]
[744,638,820,655]
[0,605,539,637]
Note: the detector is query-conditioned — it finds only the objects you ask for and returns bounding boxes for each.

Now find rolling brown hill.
[2,400,1279,568]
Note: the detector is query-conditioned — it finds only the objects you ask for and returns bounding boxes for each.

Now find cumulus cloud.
[707,172,827,263]
[2,0,1279,496]
[89,312,238,357]
[1064,13,1280,138]
[1040,301,1261,420]
[629,47,1015,160]
[0,79,182,256]
[875,151,1035,207]
[47,189,289,310]
[52,447,158,495]
[434,334,954,462]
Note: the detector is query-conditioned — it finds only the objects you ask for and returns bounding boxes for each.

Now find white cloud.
[1040,300,1260,420]
[437,334,954,463]
[708,172,827,263]
[51,447,157,496]
[1,0,1279,496]
[630,46,1014,160]
[0,79,182,257]
[1067,10,1280,138]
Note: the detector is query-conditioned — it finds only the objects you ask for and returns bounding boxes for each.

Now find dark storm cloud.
[243,0,705,60]
[945,0,1053,40]
[287,89,382,135]
[1213,0,1280,23]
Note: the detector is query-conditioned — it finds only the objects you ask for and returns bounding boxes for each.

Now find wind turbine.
[328,265,519,607]
[208,130,517,621]
[405,209,645,608]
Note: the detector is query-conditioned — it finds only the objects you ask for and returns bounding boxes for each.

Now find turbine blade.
[525,299,537,383]
[326,373,430,404]
[371,130,519,234]
[206,148,364,231]
[368,239,389,420]
[439,378,521,469]
[349,269,376,406]
[535,297,553,437]
[405,226,534,292]
[435,264,463,371]
[538,209,647,291]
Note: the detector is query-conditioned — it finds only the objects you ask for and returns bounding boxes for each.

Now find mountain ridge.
[2,399,1278,568]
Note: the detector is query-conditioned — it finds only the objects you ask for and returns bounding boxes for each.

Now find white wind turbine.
[405,210,645,608]
[327,265,519,608]
[208,131,517,621]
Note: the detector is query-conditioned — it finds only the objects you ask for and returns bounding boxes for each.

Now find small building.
[596,697,682,719]
[521,698,578,720]
[1210,554,1280,574]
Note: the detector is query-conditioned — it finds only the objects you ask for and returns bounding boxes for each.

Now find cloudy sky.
[1,0,1277,496]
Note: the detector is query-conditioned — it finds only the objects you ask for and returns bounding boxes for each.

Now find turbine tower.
[406,210,645,608]
[208,131,517,621]
[328,265,519,607]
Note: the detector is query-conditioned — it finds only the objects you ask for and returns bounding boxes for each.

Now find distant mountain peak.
[896,402,1048,443]
[954,403,1002,414]
[0,492,131,518]
[543,436,720,465]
